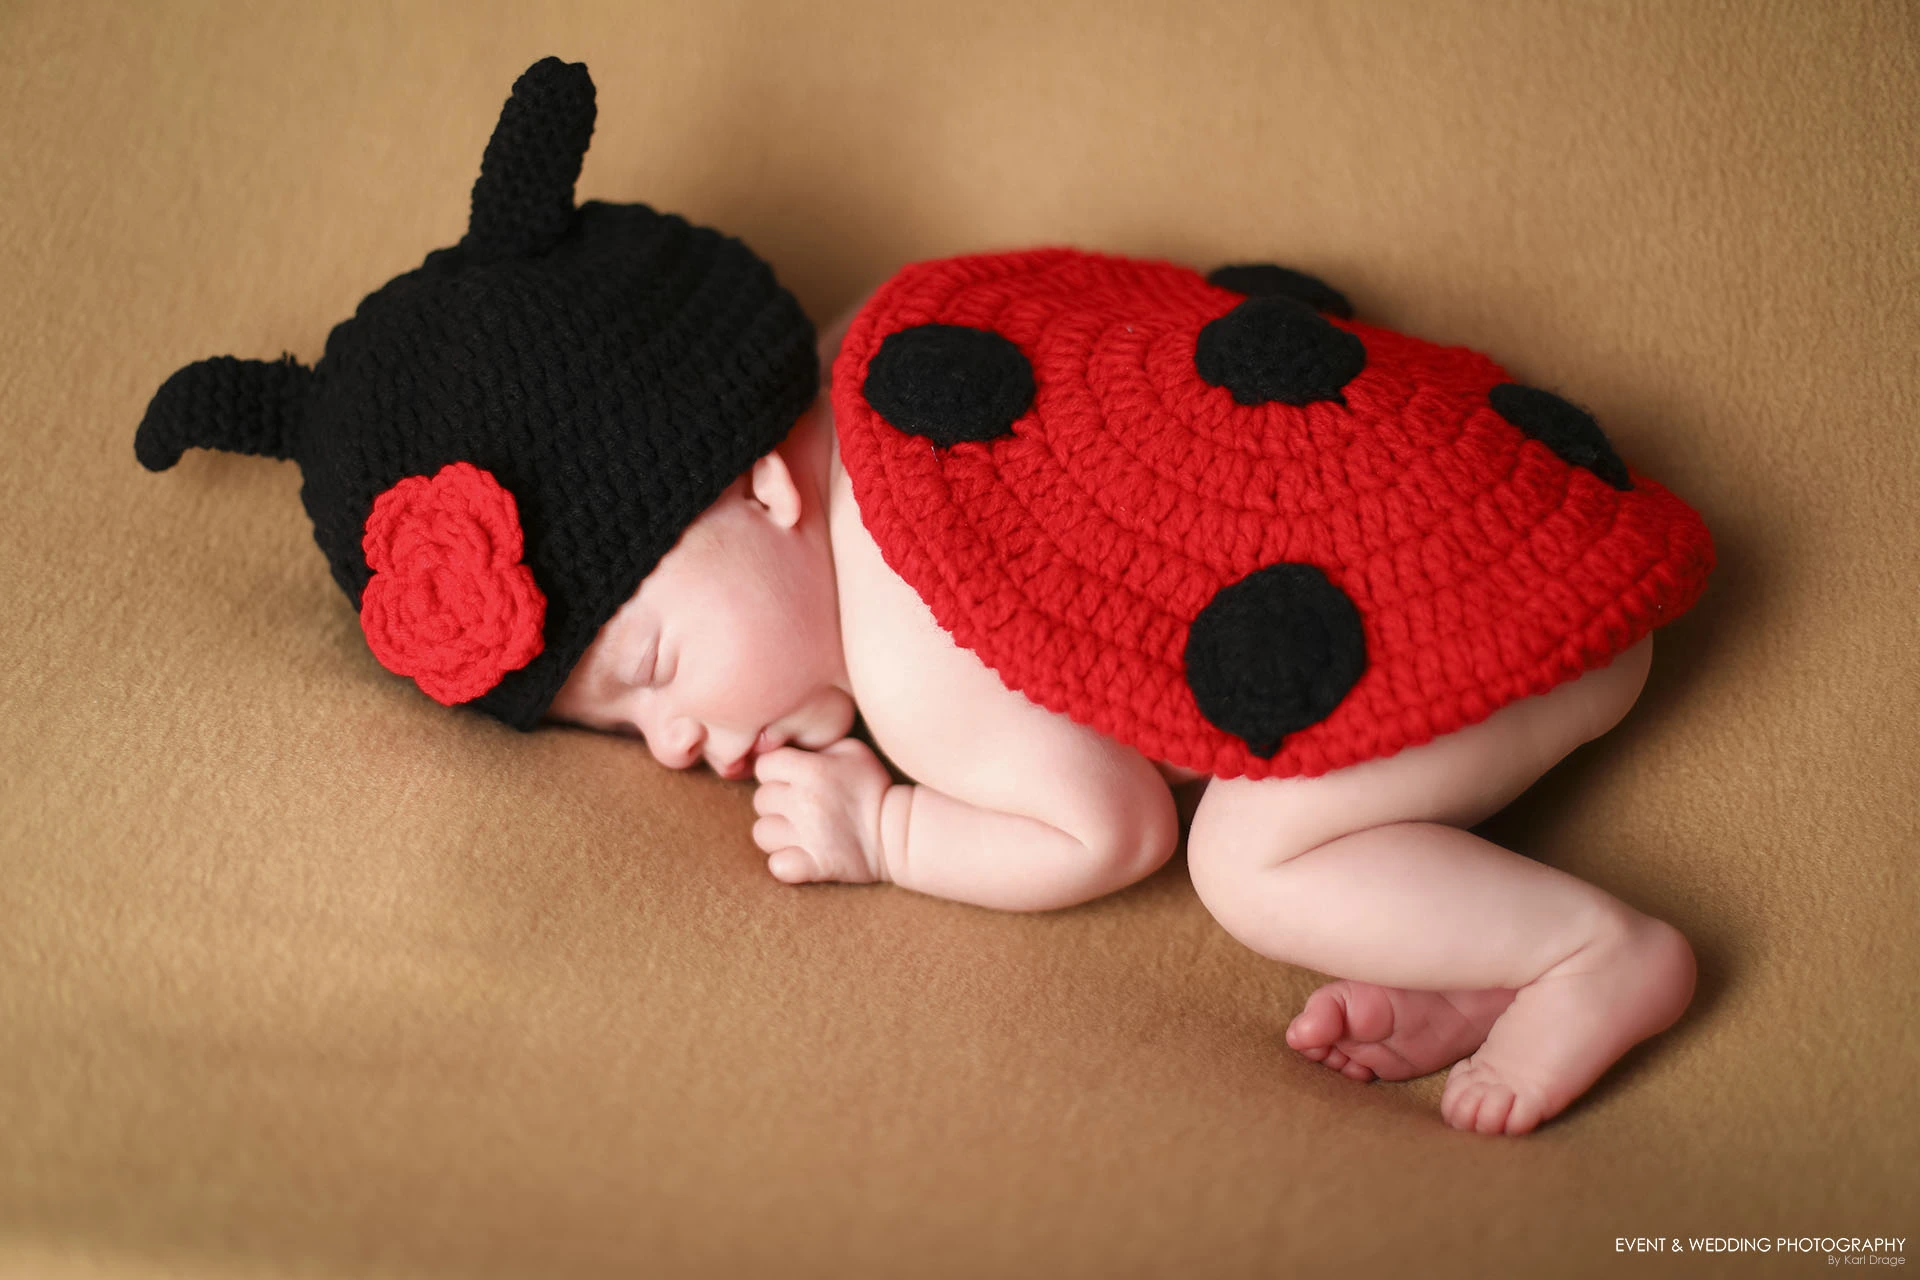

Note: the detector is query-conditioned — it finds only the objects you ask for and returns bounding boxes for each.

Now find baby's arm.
[879,664,1181,911]
[879,764,1171,912]
[752,691,1178,913]
[748,289,1177,912]
[751,437,1179,911]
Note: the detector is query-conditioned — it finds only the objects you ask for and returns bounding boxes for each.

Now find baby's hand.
[750,738,893,886]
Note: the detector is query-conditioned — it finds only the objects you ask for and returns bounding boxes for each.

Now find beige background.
[3,1,1916,1276]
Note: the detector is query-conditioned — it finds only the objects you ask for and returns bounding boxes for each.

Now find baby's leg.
[1185,640,1695,1134]
[1192,816,1694,1134]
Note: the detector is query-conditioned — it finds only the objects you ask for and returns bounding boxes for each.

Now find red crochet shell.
[830,248,1715,781]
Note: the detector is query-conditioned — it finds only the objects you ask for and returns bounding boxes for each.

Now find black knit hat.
[135,57,819,729]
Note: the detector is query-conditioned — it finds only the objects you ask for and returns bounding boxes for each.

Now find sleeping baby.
[137,59,1715,1136]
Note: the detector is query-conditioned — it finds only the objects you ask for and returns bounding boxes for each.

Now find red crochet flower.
[358,462,546,705]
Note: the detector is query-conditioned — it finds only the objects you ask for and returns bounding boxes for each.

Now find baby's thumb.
[821,737,876,763]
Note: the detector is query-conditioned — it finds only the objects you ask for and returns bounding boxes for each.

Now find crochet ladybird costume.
[833,251,1715,780]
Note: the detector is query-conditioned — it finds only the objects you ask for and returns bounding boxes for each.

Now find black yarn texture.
[862,323,1036,446]
[1206,263,1355,319]
[136,354,312,469]
[1183,561,1369,758]
[135,57,819,729]
[1194,295,1367,407]
[1488,383,1633,492]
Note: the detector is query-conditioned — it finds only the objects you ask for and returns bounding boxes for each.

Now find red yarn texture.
[831,249,1716,780]
[359,462,546,706]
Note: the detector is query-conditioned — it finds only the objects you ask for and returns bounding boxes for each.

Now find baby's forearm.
[877,783,1157,912]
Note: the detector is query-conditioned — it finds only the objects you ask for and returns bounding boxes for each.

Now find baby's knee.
[1183,802,1335,944]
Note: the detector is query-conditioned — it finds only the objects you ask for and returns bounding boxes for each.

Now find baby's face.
[546,434,855,778]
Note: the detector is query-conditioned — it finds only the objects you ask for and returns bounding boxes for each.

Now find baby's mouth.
[713,729,784,780]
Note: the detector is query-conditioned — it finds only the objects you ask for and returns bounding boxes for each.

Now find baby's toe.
[1285,986,1352,1051]
[1443,1085,1479,1131]
[1473,1088,1516,1135]
[1441,1068,1488,1130]
[1442,1060,1544,1136]
[1503,1094,1547,1136]
[1333,983,1399,1043]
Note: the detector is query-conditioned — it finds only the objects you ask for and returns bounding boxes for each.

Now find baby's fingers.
[766,849,817,884]
[751,813,797,854]
[750,780,790,816]
[751,746,813,783]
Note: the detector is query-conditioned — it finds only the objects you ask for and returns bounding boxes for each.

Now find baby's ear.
[747,450,803,529]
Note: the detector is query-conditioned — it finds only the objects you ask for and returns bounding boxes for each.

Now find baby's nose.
[653,718,705,770]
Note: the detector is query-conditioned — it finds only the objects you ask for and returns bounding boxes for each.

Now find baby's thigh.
[1187,635,1654,880]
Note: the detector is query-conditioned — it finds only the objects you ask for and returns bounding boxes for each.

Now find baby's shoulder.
[826,452,1174,835]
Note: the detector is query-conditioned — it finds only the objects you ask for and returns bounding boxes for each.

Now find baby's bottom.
[1184,636,1695,1135]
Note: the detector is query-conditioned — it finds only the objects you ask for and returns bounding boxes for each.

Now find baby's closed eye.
[628,634,661,688]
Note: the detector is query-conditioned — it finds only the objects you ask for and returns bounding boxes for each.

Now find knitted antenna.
[134,355,312,472]
[463,57,596,262]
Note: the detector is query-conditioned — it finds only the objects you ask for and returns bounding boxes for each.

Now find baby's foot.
[1285,982,1517,1083]
[1441,918,1696,1136]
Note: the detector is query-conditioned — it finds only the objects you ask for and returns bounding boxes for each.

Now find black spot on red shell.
[1206,263,1353,319]
[1183,562,1367,758]
[862,323,1035,447]
[1194,296,1366,408]
[1488,383,1632,491]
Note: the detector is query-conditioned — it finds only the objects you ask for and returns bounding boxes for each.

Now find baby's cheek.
[703,624,783,718]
